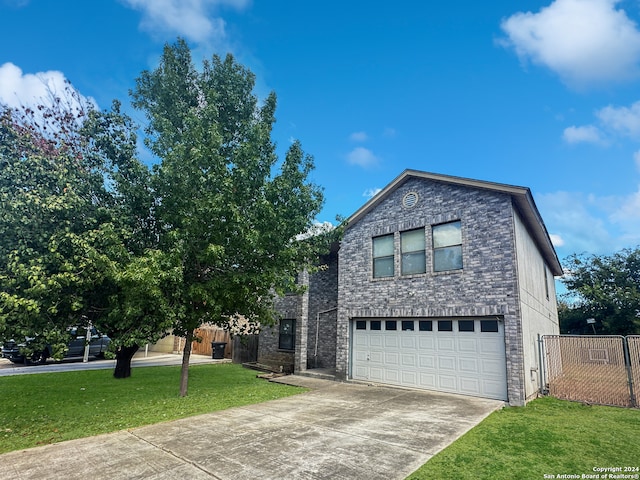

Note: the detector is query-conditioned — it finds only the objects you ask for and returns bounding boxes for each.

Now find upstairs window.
[373,234,394,278]
[401,228,426,275]
[433,221,462,272]
[279,319,296,351]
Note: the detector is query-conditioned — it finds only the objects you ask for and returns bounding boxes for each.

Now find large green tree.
[131,39,335,396]
[0,89,175,374]
[561,247,640,335]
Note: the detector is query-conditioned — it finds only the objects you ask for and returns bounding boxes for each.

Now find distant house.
[257,170,562,406]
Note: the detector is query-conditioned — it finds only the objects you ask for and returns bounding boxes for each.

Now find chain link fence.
[541,335,638,408]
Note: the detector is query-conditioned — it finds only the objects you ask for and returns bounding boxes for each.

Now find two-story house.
[257,170,562,406]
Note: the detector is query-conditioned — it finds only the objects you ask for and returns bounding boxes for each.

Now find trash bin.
[211,342,227,359]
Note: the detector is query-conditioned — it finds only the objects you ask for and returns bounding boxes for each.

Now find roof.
[346,169,563,276]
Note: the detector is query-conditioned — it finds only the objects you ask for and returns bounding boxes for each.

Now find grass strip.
[407,396,640,479]
[0,363,303,454]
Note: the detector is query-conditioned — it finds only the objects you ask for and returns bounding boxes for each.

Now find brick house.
[257,170,562,406]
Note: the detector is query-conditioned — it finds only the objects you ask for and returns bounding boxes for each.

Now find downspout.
[314,307,337,368]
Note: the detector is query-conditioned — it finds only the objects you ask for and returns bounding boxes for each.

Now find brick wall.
[336,177,526,404]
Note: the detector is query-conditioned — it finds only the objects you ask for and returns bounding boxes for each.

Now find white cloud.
[596,101,640,138]
[562,125,603,144]
[537,191,614,254]
[121,0,250,43]
[363,188,382,199]
[500,0,640,88]
[0,62,95,110]
[537,190,640,255]
[346,147,379,168]
[549,234,565,247]
[349,131,368,142]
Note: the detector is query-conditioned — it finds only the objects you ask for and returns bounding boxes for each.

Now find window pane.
[279,319,295,350]
[438,320,452,331]
[433,245,463,272]
[433,221,461,248]
[371,320,382,330]
[373,257,394,278]
[401,229,425,253]
[419,320,432,331]
[401,320,414,331]
[373,234,394,257]
[481,320,499,332]
[385,320,397,331]
[458,320,474,332]
[402,251,426,275]
[356,320,367,330]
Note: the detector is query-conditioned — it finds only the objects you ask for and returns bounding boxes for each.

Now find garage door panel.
[438,356,456,371]
[418,337,435,349]
[479,338,503,353]
[438,337,455,351]
[480,358,504,375]
[401,371,417,385]
[401,353,416,367]
[384,368,400,383]
[459,377,481,395]
[385,352,399,365]
[419,355,436,368]
[458,338,478,353]
[401,337,416,348]
[352,319,507,401]
[482,379,507,398]
[438,375,457,390]
[384,336,398,348]
[458,357,479,374]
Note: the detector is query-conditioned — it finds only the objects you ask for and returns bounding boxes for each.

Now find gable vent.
[402,191,419,209]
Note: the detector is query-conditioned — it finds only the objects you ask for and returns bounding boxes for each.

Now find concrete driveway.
[1,375,503,479]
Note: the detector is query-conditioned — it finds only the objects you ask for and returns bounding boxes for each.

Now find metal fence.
[541,335,638,408]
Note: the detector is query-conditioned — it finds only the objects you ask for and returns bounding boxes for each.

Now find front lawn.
[0,363,303,454]
[407,396,640,479]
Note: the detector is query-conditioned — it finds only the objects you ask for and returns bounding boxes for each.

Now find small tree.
[131,39,336,396]
[561,248,640,335]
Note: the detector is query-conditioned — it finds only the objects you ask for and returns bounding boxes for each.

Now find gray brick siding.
[337,177,526,405]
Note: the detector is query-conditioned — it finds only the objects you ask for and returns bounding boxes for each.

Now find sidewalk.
[0,351,228,376]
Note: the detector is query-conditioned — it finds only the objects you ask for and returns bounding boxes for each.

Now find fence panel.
[629,336,640,406]
[192,326,231,358]
[543,335,631,407]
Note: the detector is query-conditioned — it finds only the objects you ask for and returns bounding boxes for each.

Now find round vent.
[402,191,419,209]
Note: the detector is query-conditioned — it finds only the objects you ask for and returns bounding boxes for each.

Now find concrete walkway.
[2,376,503,479]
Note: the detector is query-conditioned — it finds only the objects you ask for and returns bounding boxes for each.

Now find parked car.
[1,326,111,364]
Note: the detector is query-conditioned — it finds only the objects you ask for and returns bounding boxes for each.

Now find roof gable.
[347,169,563,276]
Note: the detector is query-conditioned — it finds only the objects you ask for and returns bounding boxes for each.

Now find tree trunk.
[179,330,193,397]
[113,345,139,379]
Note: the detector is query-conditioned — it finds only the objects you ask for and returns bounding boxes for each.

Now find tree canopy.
[0,89,174,371]
[131,39,336,396]
[560,247,640,335]
[1,39,338,393]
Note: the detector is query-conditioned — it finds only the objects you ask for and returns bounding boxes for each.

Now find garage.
[351,318,508,401]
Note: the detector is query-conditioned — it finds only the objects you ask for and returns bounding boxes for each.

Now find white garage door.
[351,318,507,401]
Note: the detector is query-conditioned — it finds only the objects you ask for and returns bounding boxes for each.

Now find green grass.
[0,363,304,454]
[407,396,640,480]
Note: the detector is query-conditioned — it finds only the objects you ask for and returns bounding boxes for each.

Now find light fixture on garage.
[402,191,419,209]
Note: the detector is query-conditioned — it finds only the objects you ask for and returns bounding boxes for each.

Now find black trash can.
[211,342,227,359]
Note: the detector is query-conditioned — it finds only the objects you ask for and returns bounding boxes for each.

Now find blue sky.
[2,0,640,265]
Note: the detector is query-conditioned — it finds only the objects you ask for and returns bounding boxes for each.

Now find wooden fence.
[191,326,232,357]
